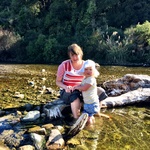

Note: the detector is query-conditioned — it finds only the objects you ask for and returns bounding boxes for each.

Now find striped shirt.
[57,60,85,87]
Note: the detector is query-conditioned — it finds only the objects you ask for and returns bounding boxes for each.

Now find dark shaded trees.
[0,0,150,64]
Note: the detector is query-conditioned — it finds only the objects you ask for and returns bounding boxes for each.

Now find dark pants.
[60,89,83,104]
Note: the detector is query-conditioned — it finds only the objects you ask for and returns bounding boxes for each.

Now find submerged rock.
[0,122,12,133]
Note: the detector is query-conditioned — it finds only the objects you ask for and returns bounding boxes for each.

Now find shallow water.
[0,64,150,149]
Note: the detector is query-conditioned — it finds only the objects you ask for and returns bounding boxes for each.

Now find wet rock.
[46,87,55,94]
[46,129,65,150]
[0,110,6,116]
[66,138,80,146]
[28,126,47,135]
[41,69,46,73]
[103,74,150,96]
[28,81,35,86]
[18,145,35,150]
[16,110,22,116]
[0,141,10,150]
[0,122,12,133]
[13,92,24,99]
[31,133,45,150]
[54,125,65,133]
[41,77,46,81]
[42,123,54,130]
[0,129,21,147]
[23,104,34,111]
[21,110,40,122]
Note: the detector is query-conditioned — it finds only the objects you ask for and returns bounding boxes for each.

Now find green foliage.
[26,34,47,63]
[101,29,128,64]
[106,0,150,29]
[0,0,150,65]
[43,38,58,63]
[124,21,150,63]
[135,21,150,45]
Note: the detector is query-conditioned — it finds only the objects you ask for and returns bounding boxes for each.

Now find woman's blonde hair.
[68,43,83,58]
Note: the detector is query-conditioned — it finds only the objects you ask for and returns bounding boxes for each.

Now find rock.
[0,122,12,133]
[0,129,21,147]
[41,77,46,81]
[103,74,150,96]
[31,133,45,150]
[0,142,10,150]
[28,126,47,135]
[21,110,40,122]
[0,73,150,149]
[28,81,35,86]
[46,129,65,150]
[45,87,54,94]
[0,110,6,117]
[41,69,46,73]
[23,103,34,111]
[42,124,54,130]
[66,138,80,145]
[18,145,35,150]
[13,92,25,99]
[54,125,65,133]
[68,113,88,137]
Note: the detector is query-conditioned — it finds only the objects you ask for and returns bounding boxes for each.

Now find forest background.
[0,0,150,65]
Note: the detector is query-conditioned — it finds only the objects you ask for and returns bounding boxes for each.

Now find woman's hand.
[65,86,73,93]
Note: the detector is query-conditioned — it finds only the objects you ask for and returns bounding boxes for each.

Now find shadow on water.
[0,64,150,149]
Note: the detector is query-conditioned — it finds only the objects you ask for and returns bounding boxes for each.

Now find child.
[73,59,100,125]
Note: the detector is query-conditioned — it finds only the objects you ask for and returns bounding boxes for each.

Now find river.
[0,64,150,150]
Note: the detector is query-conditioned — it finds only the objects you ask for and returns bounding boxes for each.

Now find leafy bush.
[124,21,150,63]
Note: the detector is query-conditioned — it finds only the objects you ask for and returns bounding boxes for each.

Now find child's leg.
[87,116,95,125]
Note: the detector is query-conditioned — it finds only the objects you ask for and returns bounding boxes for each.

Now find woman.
[56,43,107,124]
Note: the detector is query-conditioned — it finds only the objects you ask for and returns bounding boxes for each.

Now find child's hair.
[68,43,83,58]
[84,59,100,77]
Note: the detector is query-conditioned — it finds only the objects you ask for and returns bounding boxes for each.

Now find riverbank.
[0,61,150,67]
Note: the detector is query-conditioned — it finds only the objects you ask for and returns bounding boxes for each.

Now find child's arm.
[74,83,91,91]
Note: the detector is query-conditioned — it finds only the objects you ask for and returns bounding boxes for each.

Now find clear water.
[0,64,150,150]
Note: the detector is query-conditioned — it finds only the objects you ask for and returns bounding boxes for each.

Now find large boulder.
[103,74,150,96]
[101,74,150,107]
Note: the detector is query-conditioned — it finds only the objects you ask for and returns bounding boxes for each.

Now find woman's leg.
[71,98,81,119]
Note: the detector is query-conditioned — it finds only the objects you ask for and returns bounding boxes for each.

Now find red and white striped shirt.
[57,60,85,87]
